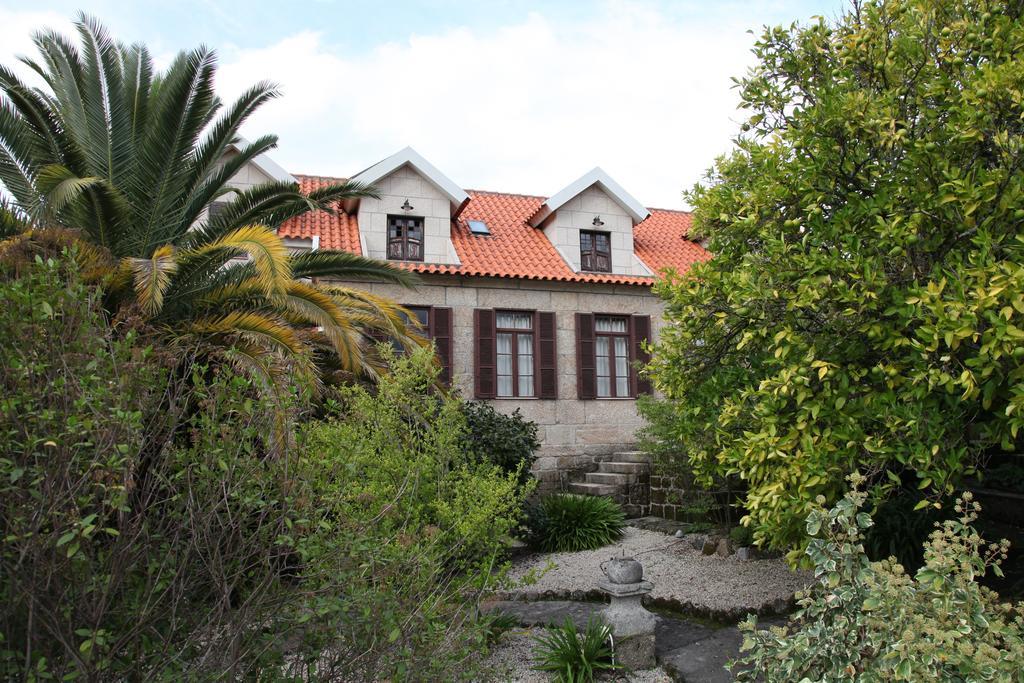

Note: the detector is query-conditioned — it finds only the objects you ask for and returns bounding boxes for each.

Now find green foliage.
[524,494,626,552]
[863,488,946,569]
[482,610,520,646]
[532,616,617,683]
[731,475,1024,681]
[0,259,523,680]
[461,400,540,485]
[730,524,755,548]
[645,0,1024,552]
[303,346,531,572]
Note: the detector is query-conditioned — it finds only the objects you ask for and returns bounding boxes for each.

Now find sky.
[0,0,845,209]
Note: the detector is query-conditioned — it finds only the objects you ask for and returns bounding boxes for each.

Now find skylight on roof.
[468,220,490,235]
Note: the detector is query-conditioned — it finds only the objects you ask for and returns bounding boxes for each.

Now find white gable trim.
[228,136,297,184]
[529,167,650,227]
[349,146,470,216]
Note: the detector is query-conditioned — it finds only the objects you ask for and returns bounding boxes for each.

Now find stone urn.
[598,555,657,670]
[601,556,644,584]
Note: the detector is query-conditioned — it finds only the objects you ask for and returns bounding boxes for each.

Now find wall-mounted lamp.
[592,216,605,227]
[401,199,414,212]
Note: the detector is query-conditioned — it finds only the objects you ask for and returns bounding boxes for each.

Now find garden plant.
[643,0,1024,553]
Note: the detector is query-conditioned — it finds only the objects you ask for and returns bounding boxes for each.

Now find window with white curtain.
[595,316,630,398]
[495,311,534,397]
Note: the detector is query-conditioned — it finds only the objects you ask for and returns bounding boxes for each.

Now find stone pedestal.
[598,577,657,669]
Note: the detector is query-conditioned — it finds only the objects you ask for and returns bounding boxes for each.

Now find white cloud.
[2,2,770,208]
[215,2,761,208]
[0,8,74,86]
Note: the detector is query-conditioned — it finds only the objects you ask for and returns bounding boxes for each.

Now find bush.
[524,494,625,552]
[645,0,1024,553]
[461,400,539,485]
[731,474,1024,681]
[532,616,617,682]
[0,259,526,680]
[0,257,302,679]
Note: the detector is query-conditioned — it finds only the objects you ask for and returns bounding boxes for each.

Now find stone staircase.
[568,450,651,517]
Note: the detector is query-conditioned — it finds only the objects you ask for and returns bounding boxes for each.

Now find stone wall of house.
[544,185,652,277]
[350,273,666,492]
[357,164,461,265]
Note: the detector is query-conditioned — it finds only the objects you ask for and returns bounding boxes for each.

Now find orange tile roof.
[279,175,710,286]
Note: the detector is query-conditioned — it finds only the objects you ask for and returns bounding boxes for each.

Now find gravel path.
[505,527,811,619]
[481,627,672,682]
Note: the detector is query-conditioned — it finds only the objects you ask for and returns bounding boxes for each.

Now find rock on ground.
[504,527,811,620]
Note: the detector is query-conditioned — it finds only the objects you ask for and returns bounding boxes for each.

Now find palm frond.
[126,244,177,315]
[121,42,153,149]
[279,281,362,370]
[35,164,105,216]
[185,224,291,298]
[289,249,418,287]
[132,45,218,253]
[190,310,303,355]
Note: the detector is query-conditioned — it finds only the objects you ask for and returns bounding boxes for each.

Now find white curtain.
[496,333,513,397]
[614,336,629,396]
[518,333,534,397]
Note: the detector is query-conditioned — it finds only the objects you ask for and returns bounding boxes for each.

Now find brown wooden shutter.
[474,309,496,398]
[631,314,653,396]
[536,311,557,399]
[431,307,453,386]
[576,313,596,399]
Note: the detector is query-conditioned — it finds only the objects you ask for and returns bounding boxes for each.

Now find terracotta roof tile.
[278,175,362,254]
[279,175,710,285]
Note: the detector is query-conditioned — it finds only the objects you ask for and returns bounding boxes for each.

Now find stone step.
[568,482,621,497]
[612,450,651,463]
[585,472,635,486]
[598,461,650,475]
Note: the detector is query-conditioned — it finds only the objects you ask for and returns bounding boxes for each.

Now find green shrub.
[729,524,755,548]
[731,474,1024,681]
[0,259,524,680]
[524,494,625,552]
[461,400,539,485]
[532,616,617,682]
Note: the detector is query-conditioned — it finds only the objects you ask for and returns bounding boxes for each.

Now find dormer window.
[580,230,611,272]
[387,215,424,261]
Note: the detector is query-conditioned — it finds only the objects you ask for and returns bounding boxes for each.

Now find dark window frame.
[594,314,631,398]
[580,229,612,272]
[402,305,432,335]
[495,309,537,399]
[387,215,425,261]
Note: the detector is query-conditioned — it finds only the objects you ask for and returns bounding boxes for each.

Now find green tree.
[0,15,423,386]
[645,0,1024,553]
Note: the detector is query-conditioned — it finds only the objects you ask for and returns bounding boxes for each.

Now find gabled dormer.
[529,168,653,277]
[345,147,467,265]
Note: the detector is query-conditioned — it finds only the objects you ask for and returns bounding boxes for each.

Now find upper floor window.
[387,215,424,261]
[580,230,611,272]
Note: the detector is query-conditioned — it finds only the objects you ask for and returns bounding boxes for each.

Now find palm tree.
[0,14,424,390]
